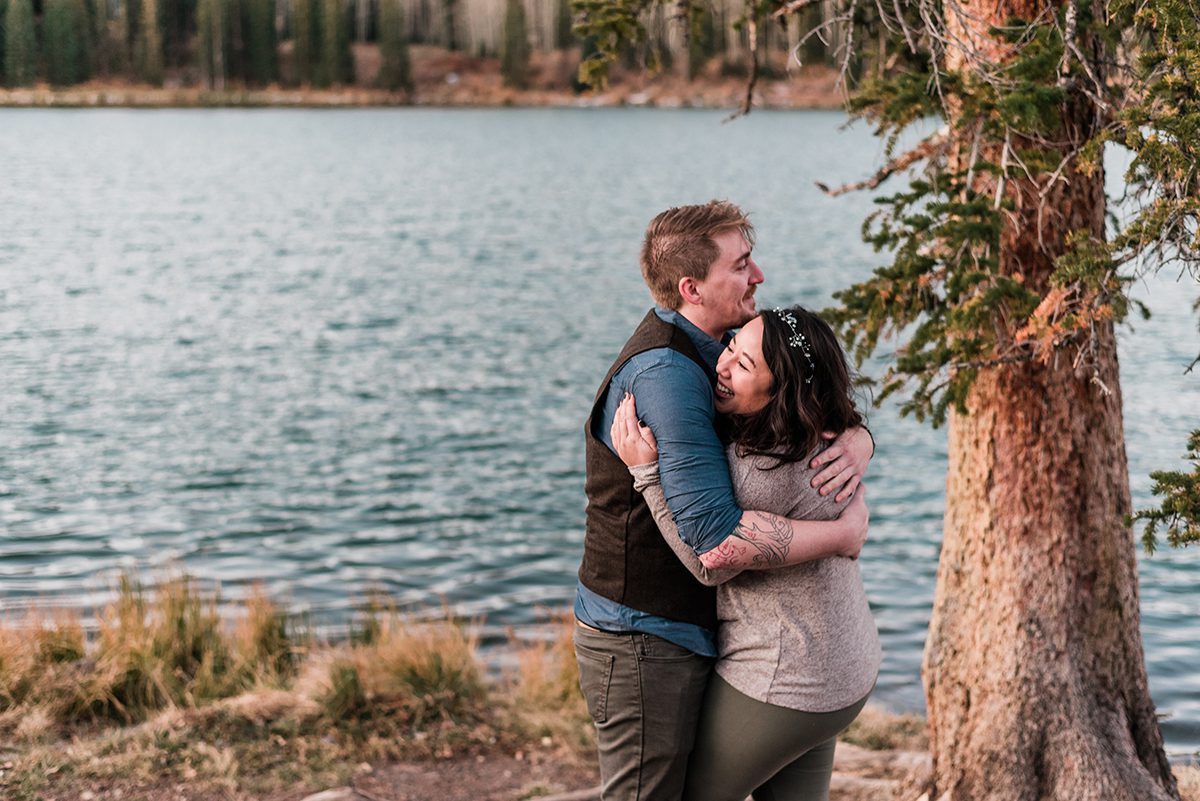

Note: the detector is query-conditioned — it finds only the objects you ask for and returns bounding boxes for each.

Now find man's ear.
[678,276,703,307]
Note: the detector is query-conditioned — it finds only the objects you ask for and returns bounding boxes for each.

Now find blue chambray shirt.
[575,307,744,657]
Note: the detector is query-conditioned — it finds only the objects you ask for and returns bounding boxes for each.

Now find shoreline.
[0,85,842,110]
[0,48,847,110]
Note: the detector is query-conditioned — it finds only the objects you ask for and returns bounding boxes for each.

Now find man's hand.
[837,485,869,560]
[811,426,874,502]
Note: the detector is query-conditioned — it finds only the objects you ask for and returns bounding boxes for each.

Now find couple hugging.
[574,200,881,801]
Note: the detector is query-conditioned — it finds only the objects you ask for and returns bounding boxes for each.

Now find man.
[574,201,873,801]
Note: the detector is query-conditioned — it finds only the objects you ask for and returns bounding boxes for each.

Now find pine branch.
[816,128,949,196]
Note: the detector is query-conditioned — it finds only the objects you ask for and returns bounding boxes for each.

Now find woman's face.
[715,315,774,416]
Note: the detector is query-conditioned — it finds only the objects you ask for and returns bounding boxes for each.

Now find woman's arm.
[611,393,741,585]
[699,493,867,571]
[630,462,741,586]
[611,394,869,573]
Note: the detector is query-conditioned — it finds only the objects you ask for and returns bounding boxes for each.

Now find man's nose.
[748,260,764,284]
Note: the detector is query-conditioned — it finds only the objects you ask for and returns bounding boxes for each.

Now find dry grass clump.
[232,585,301,686]
[0,574,300,736]
[320,599,488,731]
[499,611,593,759]
[87,574,237,720]
[509,613,584,713]
[0,610,92,737]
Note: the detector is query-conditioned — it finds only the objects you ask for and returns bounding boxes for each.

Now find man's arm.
[810,426,874,502]
[600,352,742,554]
[628,461,741,587]
[606,374,871,570]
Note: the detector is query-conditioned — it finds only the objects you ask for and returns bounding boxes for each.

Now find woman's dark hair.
[721,306,864,466]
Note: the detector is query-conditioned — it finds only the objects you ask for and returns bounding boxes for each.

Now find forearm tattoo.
[706,515,794,568]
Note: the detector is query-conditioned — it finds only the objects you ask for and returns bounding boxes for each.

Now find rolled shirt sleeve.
[595,349,742,555]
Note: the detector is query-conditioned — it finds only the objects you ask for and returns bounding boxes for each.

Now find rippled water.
[1,108,1197,755]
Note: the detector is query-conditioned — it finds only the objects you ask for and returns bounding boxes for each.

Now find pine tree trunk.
[922,2,1179,799]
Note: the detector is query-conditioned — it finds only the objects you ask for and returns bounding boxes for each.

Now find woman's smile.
[714,316,773,415]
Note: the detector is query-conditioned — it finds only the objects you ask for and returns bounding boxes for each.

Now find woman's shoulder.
[725,442,825,477]
[726,444,846,520]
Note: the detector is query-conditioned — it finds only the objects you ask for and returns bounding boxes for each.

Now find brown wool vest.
[579,310,718,630]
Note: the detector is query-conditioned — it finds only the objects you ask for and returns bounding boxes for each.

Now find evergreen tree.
[4,0,37,87]
[45,0,92,85]
[136,0,164,83]
[89,0,113,77]
[73,0,95,78]
[441,0,454,50]
[798,2,824,66]
[554,0,571,50]
[112,0,132,74]
[686,0,715,81]
[160,0,192,67]
[241,0,275,84]
[315,0,349,86]
[195,0,225,88]
[0,0,8,86]
[376,0,411,92]
[289,0,314,84]
[499,0,528,89]
[352,0,365,42]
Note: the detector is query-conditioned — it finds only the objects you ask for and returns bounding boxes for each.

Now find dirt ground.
[288,740,929,801]
[3,736,930,801]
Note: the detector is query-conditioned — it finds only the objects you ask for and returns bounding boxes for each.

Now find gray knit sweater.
[630,448,881,713]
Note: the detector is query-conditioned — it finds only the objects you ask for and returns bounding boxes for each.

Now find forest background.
[0,0,861,100]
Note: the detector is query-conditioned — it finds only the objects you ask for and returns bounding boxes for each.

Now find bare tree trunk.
[922,3,1179,799]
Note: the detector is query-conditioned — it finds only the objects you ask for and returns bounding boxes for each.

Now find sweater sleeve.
[629,462,743,587]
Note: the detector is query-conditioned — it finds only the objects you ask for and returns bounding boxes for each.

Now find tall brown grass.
[0,577,505,737]
[0,578,587,798]
[0,574,299,734]
[323,596,487,728]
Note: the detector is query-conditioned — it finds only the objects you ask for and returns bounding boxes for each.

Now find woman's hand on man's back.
[611,393,659,467]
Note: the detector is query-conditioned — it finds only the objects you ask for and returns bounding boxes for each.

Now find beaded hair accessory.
[773,308,816,383]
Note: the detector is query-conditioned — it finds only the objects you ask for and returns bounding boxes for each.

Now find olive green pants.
[683,674,869,801]
[574,623,714,801]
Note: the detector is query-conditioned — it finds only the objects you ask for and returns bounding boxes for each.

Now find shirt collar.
[653,306,728,369]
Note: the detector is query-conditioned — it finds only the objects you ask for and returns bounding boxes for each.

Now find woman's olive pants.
[683,674,869,801]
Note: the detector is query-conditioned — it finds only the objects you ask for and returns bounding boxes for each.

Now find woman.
[610,305,881,801]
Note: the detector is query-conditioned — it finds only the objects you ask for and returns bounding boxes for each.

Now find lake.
[0,107,1197,757]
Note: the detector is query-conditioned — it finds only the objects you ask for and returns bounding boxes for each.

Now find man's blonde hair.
[639,201,755,310]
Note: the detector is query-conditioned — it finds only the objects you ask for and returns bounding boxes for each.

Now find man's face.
[694,229,764,331]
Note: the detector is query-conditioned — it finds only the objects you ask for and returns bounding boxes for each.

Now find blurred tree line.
[0,0,841,92]
[1,0,412,88]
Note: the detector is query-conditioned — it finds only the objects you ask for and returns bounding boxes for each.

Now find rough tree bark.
[921,2,1180,799]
